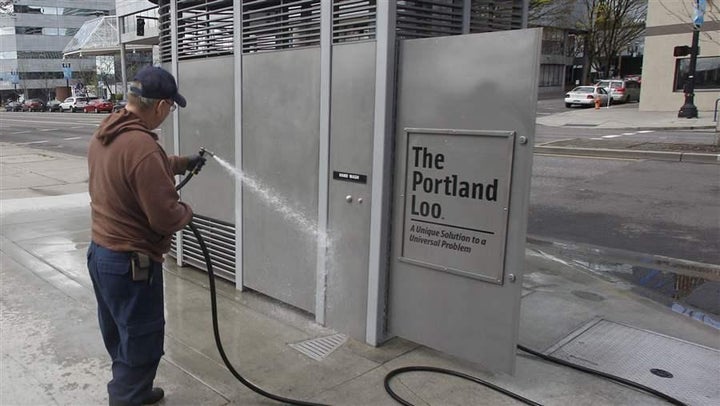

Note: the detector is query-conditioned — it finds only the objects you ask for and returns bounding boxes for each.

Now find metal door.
[325,41,376,339]
[388,29,541,373]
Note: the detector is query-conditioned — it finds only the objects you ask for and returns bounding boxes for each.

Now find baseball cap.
[131,66,187,108]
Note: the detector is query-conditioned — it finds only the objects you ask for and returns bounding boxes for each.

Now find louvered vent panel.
[469,0,524,33]
[242,0,322,53]
[396,0,464,39]
[176,0,234,60]
[158,2,172,63]
[332,0,376,43]
[170,214,236,282]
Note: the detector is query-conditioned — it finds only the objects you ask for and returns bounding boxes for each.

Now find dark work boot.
[141,387,164,405]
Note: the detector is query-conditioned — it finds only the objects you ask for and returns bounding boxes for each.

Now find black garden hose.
[178,158,687,406]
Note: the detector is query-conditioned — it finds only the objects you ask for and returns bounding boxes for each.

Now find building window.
[13,5,110,17]
[18,72,66,80]
[541,28,565,56]
[0,51,18,59]
[674,56,720,91]
[17,51,65,59]
[14,26,78,36]
[539,64,564,87]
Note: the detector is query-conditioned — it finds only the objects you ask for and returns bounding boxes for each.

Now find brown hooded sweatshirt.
[88,109,192,262]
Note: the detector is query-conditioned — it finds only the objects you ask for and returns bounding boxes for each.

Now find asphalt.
[1,106,719,406]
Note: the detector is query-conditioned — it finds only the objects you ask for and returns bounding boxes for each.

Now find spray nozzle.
[199,147,215,158]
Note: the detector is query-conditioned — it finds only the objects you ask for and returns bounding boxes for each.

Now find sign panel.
[400,129,515,283]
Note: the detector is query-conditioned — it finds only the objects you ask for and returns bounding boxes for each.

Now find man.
[86,66,205,406]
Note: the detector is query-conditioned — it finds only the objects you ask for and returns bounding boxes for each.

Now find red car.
[22,99,46,112]
[84,99,114,113]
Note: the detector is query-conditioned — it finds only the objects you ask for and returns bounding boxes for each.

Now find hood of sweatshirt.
[94,109,158,146]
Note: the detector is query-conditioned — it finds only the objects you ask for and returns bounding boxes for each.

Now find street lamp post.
[677,28,700,118]
[678,0,706,119]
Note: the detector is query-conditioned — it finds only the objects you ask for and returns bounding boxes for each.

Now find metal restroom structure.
[160,0,537,373]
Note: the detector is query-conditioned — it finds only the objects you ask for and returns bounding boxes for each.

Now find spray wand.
[176,147,214,190]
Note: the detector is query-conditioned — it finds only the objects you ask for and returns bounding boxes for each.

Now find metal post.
[678,29,700,118]
[233,0,244,290]
[366,0,397,346]
[118,15,128,99]
[315,0,332,324]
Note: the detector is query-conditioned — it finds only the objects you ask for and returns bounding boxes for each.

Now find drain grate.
[546,318,720,406]
[289,334,347,361]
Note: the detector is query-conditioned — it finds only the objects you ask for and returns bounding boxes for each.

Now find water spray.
[178,147,327,406]
[178,148,687,406]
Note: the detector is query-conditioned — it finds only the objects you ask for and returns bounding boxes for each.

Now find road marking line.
[16,140,49,145]
[621,132,636,135]
[591,138,604,140]
[535,153,638,161]
[63,137,82,140]
[637,130,654,134]
[601,135,623,138]
[9,130,32,134]
[40,128,60,132]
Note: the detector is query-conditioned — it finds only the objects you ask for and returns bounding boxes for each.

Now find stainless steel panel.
[548,319,720,406]
[177,56,236,224]
[242,48,321,313]
[326,41,376,340]
[389,29,540,373]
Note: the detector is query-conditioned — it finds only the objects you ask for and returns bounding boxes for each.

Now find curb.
[534,146,720,164]
[537,124,717,131]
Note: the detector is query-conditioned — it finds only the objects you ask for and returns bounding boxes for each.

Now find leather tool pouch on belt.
[130,252,151,281]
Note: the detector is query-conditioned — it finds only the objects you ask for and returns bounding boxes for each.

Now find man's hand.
[187,154,207,174]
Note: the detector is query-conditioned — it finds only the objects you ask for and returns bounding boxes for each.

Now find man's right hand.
[187,154,206,174]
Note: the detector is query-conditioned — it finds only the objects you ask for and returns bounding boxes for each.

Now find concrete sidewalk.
[537,103,718,130]
[535,104,720,163]
[1,111,719,405]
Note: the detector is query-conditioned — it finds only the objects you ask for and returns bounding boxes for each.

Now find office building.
[0,0,115,101]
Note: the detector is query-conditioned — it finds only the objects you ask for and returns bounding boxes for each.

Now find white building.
[0,0,115,101]
[641,0,720,112]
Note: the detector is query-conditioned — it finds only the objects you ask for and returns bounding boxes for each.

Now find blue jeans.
[87,242,165,405]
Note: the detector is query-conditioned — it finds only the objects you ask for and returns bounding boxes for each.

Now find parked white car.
[564,86,610,108]
[59,97,89,112]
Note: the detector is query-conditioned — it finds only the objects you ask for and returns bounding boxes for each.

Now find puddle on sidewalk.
[527,236,720,329]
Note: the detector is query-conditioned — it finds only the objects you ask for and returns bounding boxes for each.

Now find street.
[1,109,718,266]
[0,111,102,156]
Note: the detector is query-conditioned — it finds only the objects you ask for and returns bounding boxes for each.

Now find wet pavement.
[1,103,719,405]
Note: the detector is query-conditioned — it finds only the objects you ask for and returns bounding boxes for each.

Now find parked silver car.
[594,79,641,103]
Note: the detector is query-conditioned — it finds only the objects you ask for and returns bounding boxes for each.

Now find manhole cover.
[289,334,347,361]
[545,319,720,405]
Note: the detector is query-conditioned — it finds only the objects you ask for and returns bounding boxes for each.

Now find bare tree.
[528,0,578,27]
[96,55,116,99]
[530,0,647,83]
[0,0,13,16]
[577,0,647,81]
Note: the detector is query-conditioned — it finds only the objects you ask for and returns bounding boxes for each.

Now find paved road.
[530,155,719,265]
[0,111,103,156]
[3,109,714,158]
[2,110,718,265]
